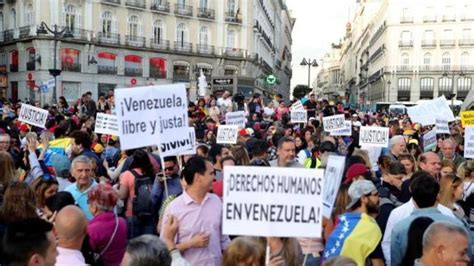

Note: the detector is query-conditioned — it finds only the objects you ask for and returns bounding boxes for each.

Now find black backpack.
[130,169,153,219]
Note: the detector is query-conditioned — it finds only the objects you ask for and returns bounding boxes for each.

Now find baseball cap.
[345,163,370,184]
[347,180,377,210]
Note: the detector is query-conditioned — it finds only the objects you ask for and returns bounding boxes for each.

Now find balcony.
[174,4,193,17]
[125,35,145,47]
[196,44,215,55]
[58,27,92,41]
[26,61,35,71]
[174,41,192,53]
[423,16,436,23]
[97,65,117,75]
[440,39,455,47]
[442,15,456,22]
[97,32,120,45]
[150,2,170,13]
[421,39,436,48]
[197,7,215,20]
[125,0,146,9]
[19,26,32,39]
[223,47,244,58]
[4,29,14,42]
[62,63,81,72]
[400,16,413,23]
[461,14,474,21]
[101,0,120,4]
[124,67,143,77]
[9,64,18,72]
[459,39,474,46]
[396,65,414,72]
[225,11,242,24]
[398,40,413,48]
[150,39,170,50]
[150,68,166,79]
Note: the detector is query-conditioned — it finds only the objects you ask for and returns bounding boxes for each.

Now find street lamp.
[300,58,318,89]
[36,22,73,104]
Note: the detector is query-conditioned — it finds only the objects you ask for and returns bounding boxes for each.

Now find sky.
[286,0,356,91]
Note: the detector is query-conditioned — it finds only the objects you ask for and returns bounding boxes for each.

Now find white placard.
[223,166,324,237]
[423,128,437,152]
[464,127,474,159]
[95,113,119,136]
[359,126,389,147]
[435,118,450,134]
[225,111,246,128]
[323,114,346,132]
[18,104,49,128]
[291,110,308,123]
[178,127,197,156]
[47,79,55,89]
[322,156,346,218]
[115,84,189,151]
[216,125,239,144]
[407,96,455,126]
[290,100,304,111]
[330,121,352,136]
[161,127,196,156]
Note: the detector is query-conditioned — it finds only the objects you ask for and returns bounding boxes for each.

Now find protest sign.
[291,110,308,123]
[290,100,304,111]
[423,128,437,152]
[223,166,324,237]
[464,126,474,159]
[407,96,455,126]
[322,156,346,218]
[461,110,474,127]
[435,118,450,134]
[161,127,196,156]
[18,103,49,128]
[323,114,345,132]
[115,84,189,151]
[330,121,352,136]
[95,113,119,136]
[225,111,246,128]
[359,126,389,147]
[216,125,239,144]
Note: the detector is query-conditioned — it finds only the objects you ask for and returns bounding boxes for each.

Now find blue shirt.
[65,180,97,220]
[151,175,182,213]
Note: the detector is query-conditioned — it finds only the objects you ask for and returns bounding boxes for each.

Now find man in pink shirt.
[160,156,230,266]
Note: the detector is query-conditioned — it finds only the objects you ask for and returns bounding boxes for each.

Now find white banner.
[290,101,304,111]
[464,126,474,159]
[435,118,450,134]
[423,128,437,152]
[161,127,196,156]
[95,113,119,136]
[18,104,49,128]
[216,125,239,144]
[330,121,352,136]
[323,114,346,132]
[359,126,389,147]
[115,84,189,151]
[322,156,346,218]
[223,166,324,237]
[291,110,308,123]
[225,111,246,128]
[407,96,455,126]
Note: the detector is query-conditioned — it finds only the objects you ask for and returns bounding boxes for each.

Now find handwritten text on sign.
[330,121,352,136]
[323,114,346,132]
[322,156,346,218]
[291,110,308,123]
[464,127,474,159]
[461,111,474,127]
[225,111,246,128]
[359,126,389,147]
[435,118,450,134]
[216,125,239,144]
[18,104,49,129]
[223,166,324,237]
[95,113,119,136]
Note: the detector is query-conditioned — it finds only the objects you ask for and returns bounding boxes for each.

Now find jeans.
[127,216,154,239]
[303,253,321,266]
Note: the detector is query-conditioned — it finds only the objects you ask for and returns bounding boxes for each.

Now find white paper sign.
[290,101,304,111]
[18,104,49,128]
[359,126,389,147]
[115,84,189,151]
[223,166,324,237]
[47,79,55,89]
[423,128,437,152]
[464,127,474,159]
[322,156,346,218]
[407,96,455,126]
[95,113,119,136]
[435,118,450,134]
[323,114,346,132]
[330,121,352,136]
[216,125,239,144]
[161,127,196,156]
[291,110,308,123]
[225,111,246,128]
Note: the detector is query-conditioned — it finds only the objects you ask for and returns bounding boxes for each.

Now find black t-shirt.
[304,101,317,118]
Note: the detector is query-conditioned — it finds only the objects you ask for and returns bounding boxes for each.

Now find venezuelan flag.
[323,212,381,266]
[40,137,73,166]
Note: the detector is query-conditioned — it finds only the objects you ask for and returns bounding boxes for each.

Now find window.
[398,78,411,91]
[61,48,81,72]
[400,53,410,70]
[200,0,208,8]
[64,5,76,31]
[438,77,453,91]
[462,29,471,40]
[124,55,142,76]
[128,15,141,39]
[227,30,235,48]
[420,78,434,90]
[25,4,34,26]
[0,53,6,65]
[442,52,451,70]
[176,23,187,44]
[461,52,470,68]
[149,57,166,79]
[457,77,472,91]
[153,20,164,43]
[101,11,115,36]
[401,8,412,22]
[423,53,432,70]
[177,0,186,6]
[425,6,435,21]
[10,50,18,72]
[0,12,3,32]
[97,52,117,74]
[26,48,35,71]
[228,0,236,14]
[443,29,454,40]
[401,31,412,44]
[10,8,16,29]
[199,26,209,45]
[424,30,434,41]
[444,6,455,21]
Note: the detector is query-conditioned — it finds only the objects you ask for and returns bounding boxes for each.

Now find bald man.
[54,205,88,266]
[418,152,441,179]
[439,138,465,169]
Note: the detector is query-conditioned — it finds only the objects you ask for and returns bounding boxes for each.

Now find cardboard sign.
[322,156,346,218]
[223,166,324,237]
[330,121,352,136]
[435,118,450,134]
[18,104,49,128]
[423,128,437,152]
[225,111,246,128]
[407,96,455,126]
[291,110,308,123]
[461,110,474,127]
[323,114,346,132]
[359,126,389,147]
[290,100,304,111]
[216,125,239,144]
[161,127,196,157]
[115,84,189,151]
[464,126,474,159]
[95,113,119,136]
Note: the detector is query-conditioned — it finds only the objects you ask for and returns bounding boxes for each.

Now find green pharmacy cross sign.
[266,74,277,85]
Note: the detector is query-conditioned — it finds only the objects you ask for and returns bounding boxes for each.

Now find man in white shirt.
[55,205,88,266]
[217,91,233,115]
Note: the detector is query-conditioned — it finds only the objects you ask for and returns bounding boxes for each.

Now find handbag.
[92,215,119,266]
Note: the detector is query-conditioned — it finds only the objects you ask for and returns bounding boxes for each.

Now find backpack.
[130,169,153,219]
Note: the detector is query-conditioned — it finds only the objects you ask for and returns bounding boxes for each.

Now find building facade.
[315,43,342,100]
[0,0,294,104]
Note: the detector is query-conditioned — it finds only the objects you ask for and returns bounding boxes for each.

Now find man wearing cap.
[323,180,383,266]
[344,163,372,184]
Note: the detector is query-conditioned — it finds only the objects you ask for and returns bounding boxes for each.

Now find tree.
[292,84,311,99]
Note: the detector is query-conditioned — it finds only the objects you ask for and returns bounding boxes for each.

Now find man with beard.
[323,180,383,266]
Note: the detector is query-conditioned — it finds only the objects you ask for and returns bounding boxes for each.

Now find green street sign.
[266,74,277,85]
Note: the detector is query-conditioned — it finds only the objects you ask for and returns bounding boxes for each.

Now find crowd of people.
[0,90,473,266]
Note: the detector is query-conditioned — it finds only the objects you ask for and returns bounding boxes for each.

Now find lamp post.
[300,58,318,90]
[36,22,73,104]
[442,70,464,106]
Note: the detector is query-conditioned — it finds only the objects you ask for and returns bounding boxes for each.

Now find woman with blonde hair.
[0,151,18,202]
[457,160,474,200]
[230,145,250,166]
[439,173,467,223]
[222,236,265,266]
